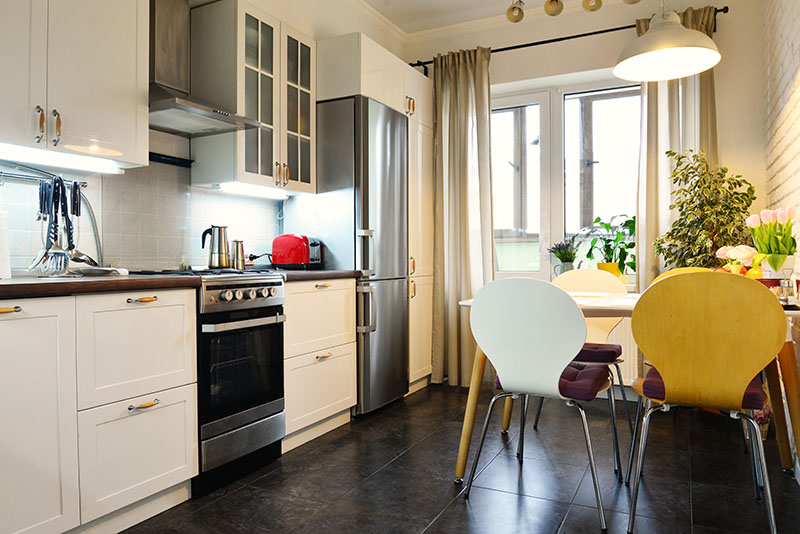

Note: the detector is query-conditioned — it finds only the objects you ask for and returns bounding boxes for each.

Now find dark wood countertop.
[0,275,202,300]
[280,270,362,282]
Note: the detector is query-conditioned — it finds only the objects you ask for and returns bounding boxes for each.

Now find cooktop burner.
[131,267,276,277]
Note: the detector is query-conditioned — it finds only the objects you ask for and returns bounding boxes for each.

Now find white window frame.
[491,75,640,281]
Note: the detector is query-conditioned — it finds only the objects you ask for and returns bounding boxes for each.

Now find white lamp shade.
[613,11,720,82]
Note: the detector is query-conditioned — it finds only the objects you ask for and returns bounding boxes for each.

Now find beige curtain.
[431,47,494,386]
[636,6,719,290]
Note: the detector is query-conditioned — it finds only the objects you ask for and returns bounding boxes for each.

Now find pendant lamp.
[613,1,720,82]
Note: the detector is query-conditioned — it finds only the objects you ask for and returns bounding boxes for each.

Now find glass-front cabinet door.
[280,24,315,194]
[240,7,280,186]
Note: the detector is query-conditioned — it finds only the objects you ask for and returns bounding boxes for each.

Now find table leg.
[777,340,800,471]
[765,358,793,470]
[501,397,515,434]
[454,346,487,483]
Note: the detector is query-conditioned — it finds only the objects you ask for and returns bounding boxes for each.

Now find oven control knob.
[257,288,270,298]
[233,289,244,301]
[268,287,277,297]
[219,290,234,302]
[244,289,257,300]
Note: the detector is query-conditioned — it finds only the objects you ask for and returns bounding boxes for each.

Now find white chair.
[467,278,610,530]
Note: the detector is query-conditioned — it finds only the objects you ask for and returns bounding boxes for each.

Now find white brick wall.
[765,0,800,207]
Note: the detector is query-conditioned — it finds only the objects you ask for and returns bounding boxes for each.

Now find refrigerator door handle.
[356,229,375,277]
[356,285,377,333]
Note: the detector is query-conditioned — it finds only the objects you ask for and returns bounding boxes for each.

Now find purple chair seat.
[640,367,764,410]
[575,342,623,363]
[558,362,611,402]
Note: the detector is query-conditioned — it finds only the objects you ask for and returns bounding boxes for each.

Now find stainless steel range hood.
[149,0,259,138]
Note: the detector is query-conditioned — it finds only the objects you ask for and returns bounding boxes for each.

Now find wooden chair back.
[470,278,587,398]
[631,272,785,410]
[651,267,711,285]
[553,268,627,343]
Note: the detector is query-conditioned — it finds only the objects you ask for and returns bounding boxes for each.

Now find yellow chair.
[651,266,711,285]
[627,272,785,534]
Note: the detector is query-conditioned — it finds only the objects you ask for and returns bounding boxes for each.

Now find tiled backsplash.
[0,134,282,273]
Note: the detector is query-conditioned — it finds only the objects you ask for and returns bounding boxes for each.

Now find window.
[491,82,640,278]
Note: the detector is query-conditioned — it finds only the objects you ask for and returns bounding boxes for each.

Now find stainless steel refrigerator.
[284,95,409,414]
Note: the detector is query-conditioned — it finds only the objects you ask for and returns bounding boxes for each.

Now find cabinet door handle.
[34,105,45,143]
[410,98,416,116]
[410,256,416,275]
[126,296,158,304]
[410,280,417,298]
[283,163,290,186]
[51,109,62,146]
[128,399,160,411]
[275,161,282,186]
[315,283,331,289]
[315,352,332,361]
[0,306,22,314]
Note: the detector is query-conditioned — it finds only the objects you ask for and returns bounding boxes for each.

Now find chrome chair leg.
[607,380,623,481]
[465,392,512,498]
[625,395,644,486]
[740,418,750,454]
[627,403,665,533]
[517,394,529,463]
[638,400,653,477]
[533,396,544,430]
[613,362,634,436]
[740,413,777,534]
[569,400,607,531]
[746,411,764,493]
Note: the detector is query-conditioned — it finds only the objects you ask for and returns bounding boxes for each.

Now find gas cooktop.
[130,267,279,278]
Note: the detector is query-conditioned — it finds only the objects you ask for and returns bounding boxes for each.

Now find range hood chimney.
[148,0,259,137]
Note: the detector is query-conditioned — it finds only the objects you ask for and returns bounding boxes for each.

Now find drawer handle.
[0,306,22,314]
[315,283,331,289]
[128,399,160,411]
[316,352,332,361]
[127,296,158,304]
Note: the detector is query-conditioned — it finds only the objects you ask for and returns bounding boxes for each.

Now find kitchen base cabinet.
[0,297,80,534]
[283,279,356,358]
[77,384,198,524]
[408,276,433,384]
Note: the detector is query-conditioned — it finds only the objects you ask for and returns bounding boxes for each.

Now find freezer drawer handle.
[202,314,286,333]
[356,285,377,333]
[356,229,375,277]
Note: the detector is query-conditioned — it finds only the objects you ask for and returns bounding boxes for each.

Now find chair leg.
[533,396,544,430]
[747,411,765,492]
[613,362,634,436]
[625,395,644,486]
[741,413,777,534]
[501,397,514,435]
[465,392,511,498]
[607,379,623,481]
[740,418,750,454]
[516,395,529,463]
[568,400,607,531]
[638,400,653,477]
[627,403,665,533]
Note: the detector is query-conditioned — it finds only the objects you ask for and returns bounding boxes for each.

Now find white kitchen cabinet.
[0,297,80,534]
[284,343,356,434]
[408,121,434,278]
[404,66,434,129]
[408,277,433,383]
[283,278,356,358]
[191,0,315,194]
[76,289,196,410]
[78,384,198,523]
[0,0,148,166]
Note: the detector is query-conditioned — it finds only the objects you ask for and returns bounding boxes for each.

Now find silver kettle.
[201,225,230,269]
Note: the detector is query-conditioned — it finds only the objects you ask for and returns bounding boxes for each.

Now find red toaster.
[271,234,322,270]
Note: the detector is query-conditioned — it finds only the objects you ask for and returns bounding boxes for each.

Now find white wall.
[405,0,768,210]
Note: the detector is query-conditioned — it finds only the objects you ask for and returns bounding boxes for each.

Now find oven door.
[198,305,285,441]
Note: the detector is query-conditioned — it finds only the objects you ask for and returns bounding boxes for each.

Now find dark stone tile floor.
[123,384,800,533]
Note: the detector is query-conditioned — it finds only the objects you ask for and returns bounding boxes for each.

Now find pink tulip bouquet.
[745,208,797,272]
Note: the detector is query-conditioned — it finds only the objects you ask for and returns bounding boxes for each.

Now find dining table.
[453,291,800,484]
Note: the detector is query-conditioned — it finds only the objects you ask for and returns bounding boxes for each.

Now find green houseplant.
[582,215,636,276]
[654,150,756,268]
[548,237,579,274]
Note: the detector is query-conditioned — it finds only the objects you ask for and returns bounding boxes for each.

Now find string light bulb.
[506,0,525,23]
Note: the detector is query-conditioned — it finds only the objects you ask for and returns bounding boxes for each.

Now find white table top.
[459,291,800,319]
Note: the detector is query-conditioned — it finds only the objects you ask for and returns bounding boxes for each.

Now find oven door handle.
[201,314,286,333]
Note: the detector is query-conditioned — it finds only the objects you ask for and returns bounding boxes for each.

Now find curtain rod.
[408,5,729,76]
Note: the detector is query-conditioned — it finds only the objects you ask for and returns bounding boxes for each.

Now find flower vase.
[597,262,621,278]
[761,255,796,280]
[554,261,574,276]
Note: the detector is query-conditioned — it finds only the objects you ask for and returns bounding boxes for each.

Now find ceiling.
[363,0,547,33]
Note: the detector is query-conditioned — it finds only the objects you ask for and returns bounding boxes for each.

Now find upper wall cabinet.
[317,33,433,128]
[191,0,315,194]
[0,0,148,167]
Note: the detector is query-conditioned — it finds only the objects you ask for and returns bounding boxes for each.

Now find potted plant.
[581,215,636,277]
[654,149,756,268]
[547,237,578,275]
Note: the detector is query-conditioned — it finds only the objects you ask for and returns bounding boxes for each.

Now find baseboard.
[66,482,190,534]
[407,375,430,395]
[282,410,352,453]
